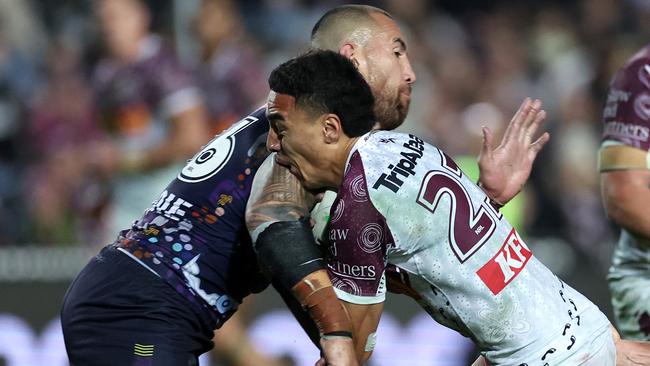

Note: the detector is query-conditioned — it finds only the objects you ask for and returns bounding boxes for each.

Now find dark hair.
[268,50,376,137]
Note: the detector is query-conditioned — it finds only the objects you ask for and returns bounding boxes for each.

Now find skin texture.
[246,153,316,239]
[339,12,415,131]
[265,92,356,191]
[601,170,650,248]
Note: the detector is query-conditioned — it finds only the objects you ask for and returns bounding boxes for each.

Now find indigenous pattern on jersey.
[116,107,270,329]
[601,43,650,340]
[326,131,611,365]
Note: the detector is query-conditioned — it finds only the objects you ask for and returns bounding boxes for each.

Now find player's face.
[355,13,416,131]
[266,92,331,190]
[96,0,149,56]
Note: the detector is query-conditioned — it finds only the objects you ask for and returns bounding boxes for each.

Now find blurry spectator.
[554,88,613,259]
[0,0,47,87]
[0,1,46,244]
[193,0,267,134]
[91,0,210,241]
[26,38,108,245]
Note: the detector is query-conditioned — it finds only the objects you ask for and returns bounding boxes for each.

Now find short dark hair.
[268,50,376,137]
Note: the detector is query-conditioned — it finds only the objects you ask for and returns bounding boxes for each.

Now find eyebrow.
[267,111,284,122]
[394,37,407,52]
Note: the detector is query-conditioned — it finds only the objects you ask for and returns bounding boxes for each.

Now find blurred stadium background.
[0,0,647,364]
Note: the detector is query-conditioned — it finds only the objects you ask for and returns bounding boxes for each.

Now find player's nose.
[403,57,416,84]
[266,129,281,152]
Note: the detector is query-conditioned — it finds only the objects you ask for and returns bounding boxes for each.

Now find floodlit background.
[1,0,647,364]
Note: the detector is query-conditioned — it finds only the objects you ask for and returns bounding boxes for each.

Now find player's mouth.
[399,87,412,106]
[288,165,303,180]
[275,155,304,180]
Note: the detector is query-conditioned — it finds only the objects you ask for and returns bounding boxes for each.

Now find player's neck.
[329,136,360,189]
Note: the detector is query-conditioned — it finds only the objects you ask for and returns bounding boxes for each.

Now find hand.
[316,336,359,366]
[385,266,421,300]
[612,326,650,366]
[470,355,490,366]
[477,98,550,205]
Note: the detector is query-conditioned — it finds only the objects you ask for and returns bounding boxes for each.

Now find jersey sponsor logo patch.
[372,134,424,193]
[603,121,650,142]
[328,260,377,280]
[476,229,532,295]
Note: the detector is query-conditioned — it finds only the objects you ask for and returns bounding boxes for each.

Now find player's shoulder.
[176,106,269,184]
[356,131,427,156]
[352,131,437,194]
[248,105,268,121]
[612,44,650,89]
[220,105,268,134]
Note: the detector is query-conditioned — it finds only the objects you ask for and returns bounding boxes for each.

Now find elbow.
[602,193,628,227]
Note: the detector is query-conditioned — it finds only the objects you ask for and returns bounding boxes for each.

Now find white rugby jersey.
[325,131,612,365]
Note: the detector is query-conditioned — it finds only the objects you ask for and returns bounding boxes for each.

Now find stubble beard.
[367,65,409,131]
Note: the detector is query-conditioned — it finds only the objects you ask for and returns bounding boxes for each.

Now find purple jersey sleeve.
[602,44,650,151]
[326,152,393,304]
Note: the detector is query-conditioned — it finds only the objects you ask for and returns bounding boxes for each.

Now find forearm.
[602,171,650,246]
[341,301,383,363]
[246,154,315,240]
[273,281,322,347]
[247,156,358,366]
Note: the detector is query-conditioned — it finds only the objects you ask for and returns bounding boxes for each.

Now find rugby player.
[263,49,650,366]
[61,5,547,366]
[600,44,650,341]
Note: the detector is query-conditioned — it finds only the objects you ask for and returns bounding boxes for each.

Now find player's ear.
[339,44,360,69]
[322,114,342,144]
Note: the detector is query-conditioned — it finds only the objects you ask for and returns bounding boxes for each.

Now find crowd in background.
[2,0,649,303]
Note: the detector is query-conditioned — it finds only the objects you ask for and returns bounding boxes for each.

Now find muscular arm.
[246,153,316,240]
[601,170,650,248]
[247,154,357,365]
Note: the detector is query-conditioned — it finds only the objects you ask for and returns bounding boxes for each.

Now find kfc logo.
[476,229,532,295]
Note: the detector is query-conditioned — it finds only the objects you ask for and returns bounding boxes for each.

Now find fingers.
[526,109,547,140]
[529,132,550,155]
[315,358,327,366]
[519,99,543,143]
[502,97,531,142]
[479,126,494,158]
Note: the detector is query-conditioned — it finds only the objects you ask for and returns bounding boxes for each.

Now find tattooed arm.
[246,154,357,366]
[246,153,315,241]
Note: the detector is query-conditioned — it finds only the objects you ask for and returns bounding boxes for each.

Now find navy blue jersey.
[117,107,270,328]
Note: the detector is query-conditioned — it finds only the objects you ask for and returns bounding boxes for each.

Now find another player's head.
[311,5,416,131]
[266,50,375,190]
[94,0,150,60]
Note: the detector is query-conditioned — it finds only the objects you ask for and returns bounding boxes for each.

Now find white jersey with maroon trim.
[325,131,612,365]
